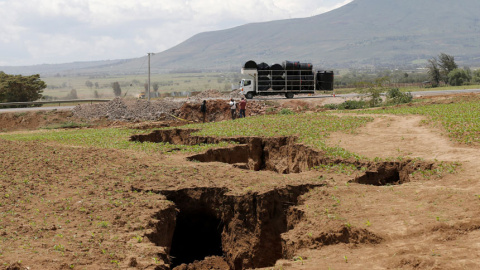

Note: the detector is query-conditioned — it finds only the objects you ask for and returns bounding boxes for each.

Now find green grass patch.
[0,128,233,153]
[0,112,374,158]
[184,113,373,159]
[43,121,93,129]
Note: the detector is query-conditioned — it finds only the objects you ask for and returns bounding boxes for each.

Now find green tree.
[152,82,159,97]
[65,89,79,99]
[112,81,122,97]
[0,72,46,103]
[472,69,480,83]
[448,68,471,86]
[438,53,458,84]
[426,58,441,87]
[355,76,389,108]
[85,80,93,89]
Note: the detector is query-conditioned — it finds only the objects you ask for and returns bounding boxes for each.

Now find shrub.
[324,100,367,110]
[278,108,294,115]
[386,88,413,105]
[324,103,339,110]
[448,68,471,86]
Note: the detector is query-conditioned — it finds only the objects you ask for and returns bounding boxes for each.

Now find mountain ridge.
[2,0,480,75]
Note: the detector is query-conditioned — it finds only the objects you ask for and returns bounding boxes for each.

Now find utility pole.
[147,53,154,101]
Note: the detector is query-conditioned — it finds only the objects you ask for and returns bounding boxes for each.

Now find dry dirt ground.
[1,94,480,270]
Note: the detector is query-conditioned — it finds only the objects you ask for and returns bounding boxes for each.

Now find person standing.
[239,97,247,118]
[200,100,207,123]
[229,98,236,119]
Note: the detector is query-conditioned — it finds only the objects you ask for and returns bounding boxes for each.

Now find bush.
[324,100,367,110]
[386,88,413,105]
[278,108,294,115]
[324,103,339,110]
[448,68,471,86]
[472,69,480,84]
[339,100,367,110]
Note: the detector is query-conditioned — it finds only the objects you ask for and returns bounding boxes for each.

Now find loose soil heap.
[71,94,273,124]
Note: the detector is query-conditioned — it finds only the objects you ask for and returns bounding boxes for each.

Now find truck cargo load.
[240,60,334,99]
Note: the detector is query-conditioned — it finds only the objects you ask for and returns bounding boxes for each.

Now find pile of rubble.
[72,97,185,121]
[72,90,275,123]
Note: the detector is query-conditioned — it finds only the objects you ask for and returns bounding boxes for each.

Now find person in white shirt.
[229,98,236,119]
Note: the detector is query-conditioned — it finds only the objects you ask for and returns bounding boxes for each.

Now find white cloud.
[0,0,353,66]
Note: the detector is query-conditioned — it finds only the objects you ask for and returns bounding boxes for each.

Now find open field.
[1,93,480,269]
[41,73,241,100]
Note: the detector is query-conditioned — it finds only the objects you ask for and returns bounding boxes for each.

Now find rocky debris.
[228,89,244,99]
[72,93,275,123]
[72,97,184,121]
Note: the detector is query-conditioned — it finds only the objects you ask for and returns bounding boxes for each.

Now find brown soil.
[1,93,480,270]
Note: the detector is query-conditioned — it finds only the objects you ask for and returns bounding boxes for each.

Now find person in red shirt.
[239,97,247,118]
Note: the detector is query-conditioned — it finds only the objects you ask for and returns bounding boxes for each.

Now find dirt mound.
[0,110,98,132]
[282,224,383,259]
[176,99,271,122]
[173,256,229,270]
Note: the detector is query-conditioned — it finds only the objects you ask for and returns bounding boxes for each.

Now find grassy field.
[0,112,373,160]
[3,94,479,155]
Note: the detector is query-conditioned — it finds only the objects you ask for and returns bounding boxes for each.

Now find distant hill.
[2,0,480,76]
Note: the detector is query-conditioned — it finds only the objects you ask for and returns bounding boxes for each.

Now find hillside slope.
[152,0,480,70]
[2,0,480,75]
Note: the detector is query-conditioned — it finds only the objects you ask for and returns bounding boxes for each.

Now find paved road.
[0,106,75,113]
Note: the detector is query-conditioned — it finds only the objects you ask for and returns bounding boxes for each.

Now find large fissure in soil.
[131,129,437,178]
[351,161,435,186]
[169,208,224,267]
[140,185,322,270]
[130,129,339,174]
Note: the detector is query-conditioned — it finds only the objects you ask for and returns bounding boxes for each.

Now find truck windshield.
[242,80,251,87]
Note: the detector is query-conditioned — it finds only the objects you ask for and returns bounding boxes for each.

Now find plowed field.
[1,94,479,270]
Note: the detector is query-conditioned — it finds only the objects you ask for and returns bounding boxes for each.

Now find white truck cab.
[239,79,255,99]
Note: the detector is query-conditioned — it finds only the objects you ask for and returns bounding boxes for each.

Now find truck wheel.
[245,92,254,99]
[285,92,294,99]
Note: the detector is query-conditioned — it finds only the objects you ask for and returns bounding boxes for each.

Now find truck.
[240,60,334,99]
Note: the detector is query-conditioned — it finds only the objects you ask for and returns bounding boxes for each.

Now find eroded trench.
[130,129,438,269]
[130,129,436,184]
[140,185,320,270]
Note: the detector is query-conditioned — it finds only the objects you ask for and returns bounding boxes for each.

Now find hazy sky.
[0,0,352,66]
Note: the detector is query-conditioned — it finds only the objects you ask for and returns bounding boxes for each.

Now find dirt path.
[271,113,480,270]
[328,114,479,162]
